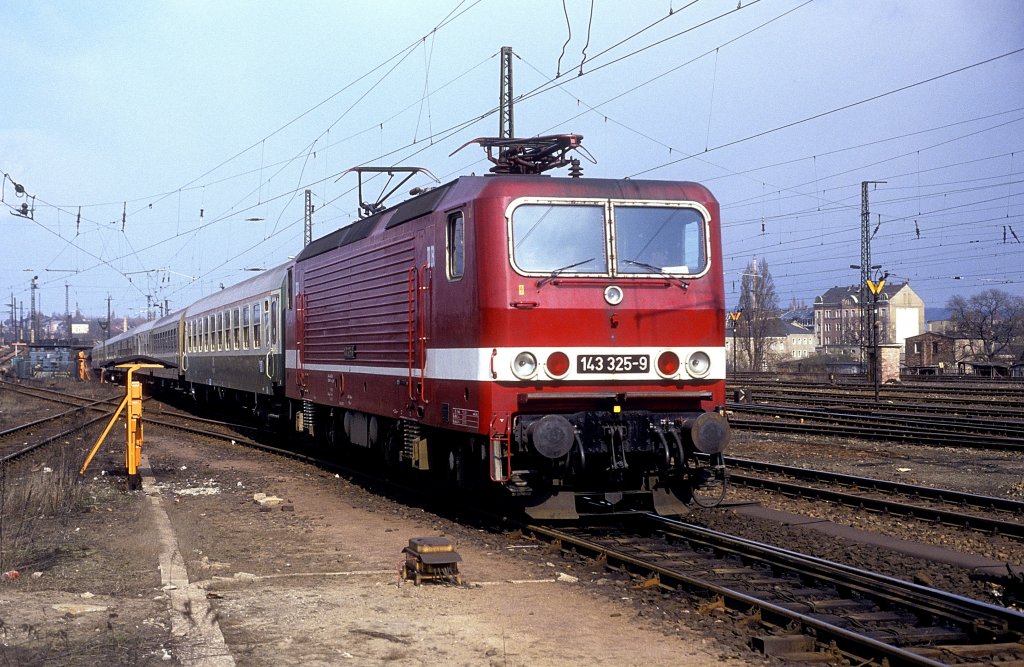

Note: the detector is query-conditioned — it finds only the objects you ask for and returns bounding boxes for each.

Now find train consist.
[94,135,730,519]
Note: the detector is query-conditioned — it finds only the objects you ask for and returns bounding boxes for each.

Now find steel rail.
[729,380,1024,402]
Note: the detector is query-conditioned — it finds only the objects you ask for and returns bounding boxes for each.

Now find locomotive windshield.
[613,205,706,275]
[509,201,707,277]
[511,203,608,274]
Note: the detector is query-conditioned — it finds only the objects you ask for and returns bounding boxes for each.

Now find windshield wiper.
[537,258,595,288]
[623,259,665,274]
[622,259,689,290]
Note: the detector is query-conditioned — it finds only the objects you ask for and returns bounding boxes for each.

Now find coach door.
[263,293,281,384]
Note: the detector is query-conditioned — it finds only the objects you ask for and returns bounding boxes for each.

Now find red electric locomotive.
[287,136,729,518]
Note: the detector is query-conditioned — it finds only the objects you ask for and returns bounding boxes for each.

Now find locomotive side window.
[511,204,606,274]
[446,211,465,280]
[613,205,706,276]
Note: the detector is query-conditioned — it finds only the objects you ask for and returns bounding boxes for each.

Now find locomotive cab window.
[510,203,607,275]
[446,211,465,280]
[613,205,707,276]
[508,199,707,278]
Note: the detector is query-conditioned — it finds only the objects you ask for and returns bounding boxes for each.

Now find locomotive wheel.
[322,408,341,448]
[380,426,401,468]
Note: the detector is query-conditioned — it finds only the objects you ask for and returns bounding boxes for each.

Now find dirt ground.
[0,419,756,666]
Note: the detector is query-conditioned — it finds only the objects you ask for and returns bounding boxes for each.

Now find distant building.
[814,282,924,361]
[726,318,816,369]
[904,331,956,373]
[779,305,815,329]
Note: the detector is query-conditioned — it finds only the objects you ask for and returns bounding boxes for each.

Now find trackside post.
[80,363,163,490]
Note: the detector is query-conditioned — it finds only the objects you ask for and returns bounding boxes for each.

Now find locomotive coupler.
[650,425,672,469]
[604,424,629,471]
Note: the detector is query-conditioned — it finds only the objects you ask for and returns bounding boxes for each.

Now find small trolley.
[402,537,462,586]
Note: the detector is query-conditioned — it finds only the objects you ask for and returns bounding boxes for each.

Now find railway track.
[529,515,1024,666]
[726,403,1024,451]
[0,380,126,461]
[731,389,1024,419]
[729,379,1024,404]
[724,457,1024,541]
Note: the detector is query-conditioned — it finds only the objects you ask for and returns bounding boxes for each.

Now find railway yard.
[1,375,1022,666]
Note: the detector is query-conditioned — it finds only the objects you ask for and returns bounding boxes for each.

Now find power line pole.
[65,282,71,344]
[304,189,313,247]
[859,181,886,364]
[499,46,514,139]
[29,275,38,344]
[106,295,112,340]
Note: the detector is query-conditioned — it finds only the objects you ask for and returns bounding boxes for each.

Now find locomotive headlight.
[512,351,538,379]
[604,285,624,306]
[686,351,712,377]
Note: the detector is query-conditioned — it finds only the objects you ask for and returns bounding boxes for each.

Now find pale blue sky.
[3,1,1023,319]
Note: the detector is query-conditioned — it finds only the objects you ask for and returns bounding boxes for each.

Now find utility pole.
[304,189,313,247]
[65,282,71,343]
[106,295,112,340]
[859,181,886,364]
[499,46,514,139]
[29,275,39,343]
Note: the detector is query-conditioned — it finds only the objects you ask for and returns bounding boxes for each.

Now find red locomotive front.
[287,149,729,519]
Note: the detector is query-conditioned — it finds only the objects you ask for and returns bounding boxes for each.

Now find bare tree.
[737,256,780,371]
[947,289,1024,362]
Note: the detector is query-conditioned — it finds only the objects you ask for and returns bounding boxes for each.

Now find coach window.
[242,306,250,349]
[263,299,271,349]
[232,308,240,350]
[446,211,465,280]
[270,297,278,350]
[253,302,261,349]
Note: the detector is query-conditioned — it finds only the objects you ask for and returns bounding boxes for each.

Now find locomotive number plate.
[576,354,649,373]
